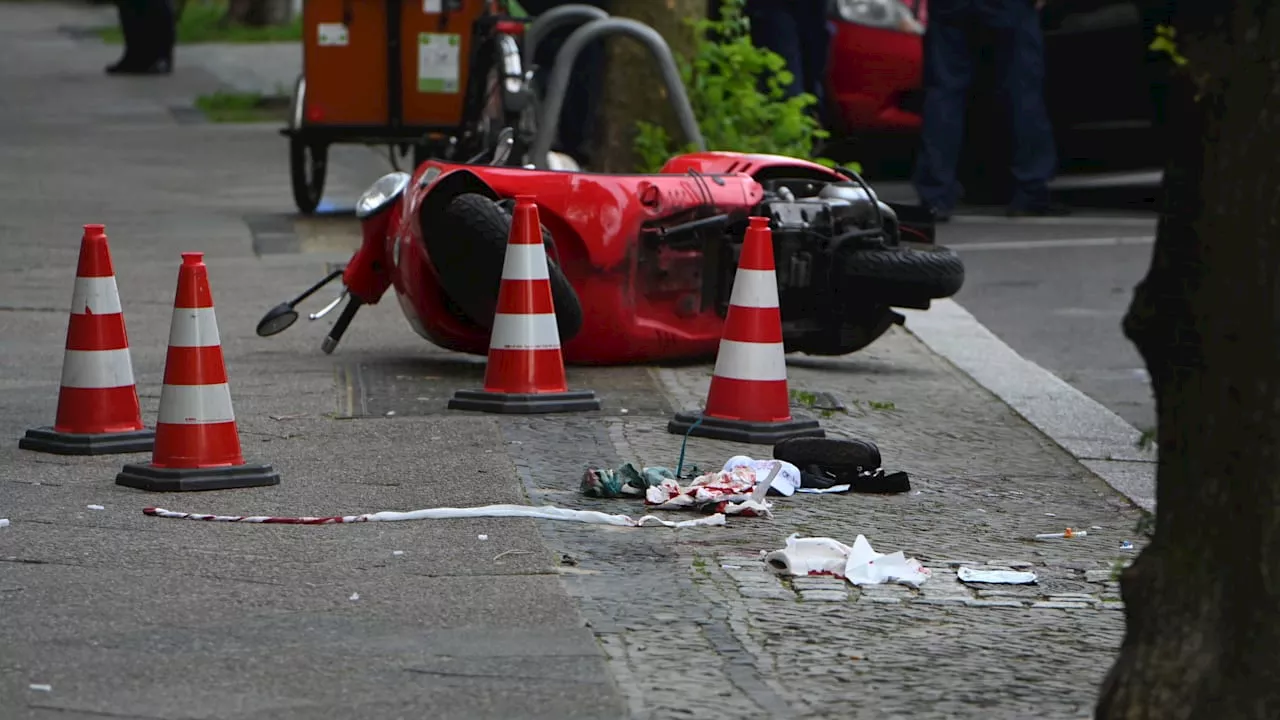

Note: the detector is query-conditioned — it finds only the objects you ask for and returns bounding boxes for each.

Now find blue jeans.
[912,0,1057,212]
[744,0,832,114]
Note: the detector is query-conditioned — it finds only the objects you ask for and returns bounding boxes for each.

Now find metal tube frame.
[522,4,611,70]
[529,17,706,170]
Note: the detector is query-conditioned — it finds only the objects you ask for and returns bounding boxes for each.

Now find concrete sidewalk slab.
[179,42,302,96]
[1,5,623,718]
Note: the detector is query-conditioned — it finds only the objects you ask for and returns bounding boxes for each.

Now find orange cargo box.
[301,0,488,129]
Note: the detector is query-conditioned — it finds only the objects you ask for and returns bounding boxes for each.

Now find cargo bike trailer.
[282,0,536,214]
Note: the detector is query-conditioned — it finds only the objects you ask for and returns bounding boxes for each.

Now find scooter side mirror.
[256,302,300,337]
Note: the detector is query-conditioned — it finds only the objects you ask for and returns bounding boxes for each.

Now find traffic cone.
[116,252,280,492]
[448,195,600,414]
[20,225,155,455]
[667,216,824,445]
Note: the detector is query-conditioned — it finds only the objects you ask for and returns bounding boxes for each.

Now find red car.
[826,0,927,136]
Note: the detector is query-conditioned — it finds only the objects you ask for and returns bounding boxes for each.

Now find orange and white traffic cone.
[20,224,155,455]
[448,195,600,414]
[116,252,280,492]
[667,216,824,444]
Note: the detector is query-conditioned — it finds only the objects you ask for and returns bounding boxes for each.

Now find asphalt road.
[879,177,1161,433]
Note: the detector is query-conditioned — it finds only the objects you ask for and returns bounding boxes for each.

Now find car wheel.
[839,242,966,307]
[427,193,585,343]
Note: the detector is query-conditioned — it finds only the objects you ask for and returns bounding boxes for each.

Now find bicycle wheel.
[459,32,531,165]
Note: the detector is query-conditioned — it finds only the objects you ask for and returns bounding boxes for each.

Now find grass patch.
[195,91,290,123]
[98,0,302,45]
[1135,427,1156,450]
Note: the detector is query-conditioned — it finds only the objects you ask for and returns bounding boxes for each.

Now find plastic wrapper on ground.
[764,533,932,588]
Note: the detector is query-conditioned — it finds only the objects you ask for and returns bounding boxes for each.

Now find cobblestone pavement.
[497,327,1149,720]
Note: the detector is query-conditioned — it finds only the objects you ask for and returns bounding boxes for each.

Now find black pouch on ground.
[774,437,911,494]
[773,436,882,472]
[799,466,911,494]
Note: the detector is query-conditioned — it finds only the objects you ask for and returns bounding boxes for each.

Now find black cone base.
[448,389,602,414]
[20,426,155,456]
[667,411,825,445]
[116,462,281,492]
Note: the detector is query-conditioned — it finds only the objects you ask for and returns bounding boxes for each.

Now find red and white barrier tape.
[143,504,727,529]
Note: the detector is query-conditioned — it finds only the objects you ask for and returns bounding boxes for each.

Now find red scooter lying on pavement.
[255,128,965,365]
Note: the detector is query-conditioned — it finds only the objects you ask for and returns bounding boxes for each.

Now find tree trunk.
[594,0,707,172]
[1096,2,1280,718]
[224,0,292,27]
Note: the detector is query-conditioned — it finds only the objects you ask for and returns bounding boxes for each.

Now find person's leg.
[793,0,833,120]
[106,0,142,72]
[911,14,974,218]
[745,0,804,98]
[152,0,176,68]
[997,2,1060,213]
[109,0,173,73]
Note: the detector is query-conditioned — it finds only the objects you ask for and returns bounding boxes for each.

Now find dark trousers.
[520,0,611,164]
[912,0,1056,212]
[115,0,176,65]
[743,0,832,113]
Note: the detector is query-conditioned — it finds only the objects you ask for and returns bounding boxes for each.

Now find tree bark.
[1096,2,1280,718]
[594,0,707,172]
[224,0,292,27]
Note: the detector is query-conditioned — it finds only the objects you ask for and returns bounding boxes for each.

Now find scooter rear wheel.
[838,242,965,307]
[429,193,585,342]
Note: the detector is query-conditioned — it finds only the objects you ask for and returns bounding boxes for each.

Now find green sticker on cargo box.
[417,33,460,93]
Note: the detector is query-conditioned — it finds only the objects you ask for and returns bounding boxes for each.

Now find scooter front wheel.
[428,193,585,342]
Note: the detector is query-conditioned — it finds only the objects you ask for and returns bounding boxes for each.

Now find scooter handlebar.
[321,297,363,355]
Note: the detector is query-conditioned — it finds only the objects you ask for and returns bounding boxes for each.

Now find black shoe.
[105,55,138,74]
[1007,201,1071,218]
[106,56,172,76]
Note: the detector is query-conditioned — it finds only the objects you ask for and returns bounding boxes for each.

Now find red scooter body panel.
[368,151,848,365]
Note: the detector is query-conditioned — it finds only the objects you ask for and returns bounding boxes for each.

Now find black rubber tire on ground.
[839,242,965,307]
[427,193,584,342]
[773,437,882,473]
[289,138,327,215]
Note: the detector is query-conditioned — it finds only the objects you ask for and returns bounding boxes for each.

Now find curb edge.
[902,299,1157,514]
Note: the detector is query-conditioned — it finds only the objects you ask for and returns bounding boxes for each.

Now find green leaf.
[630,0,852,172]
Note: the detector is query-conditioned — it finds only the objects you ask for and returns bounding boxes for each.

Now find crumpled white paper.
[957,566,1038,585]
[722,455,802,496]
[763,533,932,588]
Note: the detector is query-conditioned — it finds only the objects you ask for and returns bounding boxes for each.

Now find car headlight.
[831,0,924,35]
[355,171,412,219]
